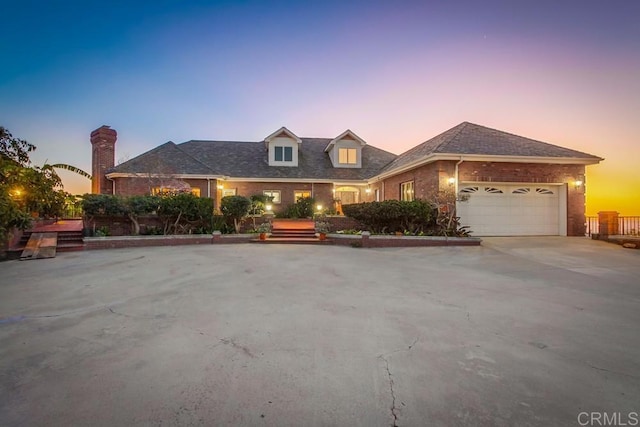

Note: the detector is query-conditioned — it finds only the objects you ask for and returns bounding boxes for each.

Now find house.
[91,122,602,236]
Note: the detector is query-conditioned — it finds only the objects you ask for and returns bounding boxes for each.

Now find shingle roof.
[111,137,397,180]
[112,142,217,175]
[382,122,602,173]
[110,122,601,180]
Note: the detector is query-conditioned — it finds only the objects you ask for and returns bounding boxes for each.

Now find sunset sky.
[1,0,638,215]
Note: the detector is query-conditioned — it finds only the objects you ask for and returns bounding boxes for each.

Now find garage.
[456,184,566,236]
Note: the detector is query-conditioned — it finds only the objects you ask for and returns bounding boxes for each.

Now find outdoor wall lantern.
[365,187,372,194]
[574,180,583,188]
[265,204,273,212]
[447,177,456,185]
[217,184,224,190]
[316,204,323,211]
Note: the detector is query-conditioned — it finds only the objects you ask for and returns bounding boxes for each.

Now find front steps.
[252,219,331,245]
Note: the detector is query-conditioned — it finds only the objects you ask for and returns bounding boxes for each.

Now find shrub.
[278,196,316,218]
[220,195,251,233]
[342,200,436,234]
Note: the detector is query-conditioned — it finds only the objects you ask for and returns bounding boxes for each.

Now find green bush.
[342,200,436,234]
[278,196,316,218]
[220,195,251,233]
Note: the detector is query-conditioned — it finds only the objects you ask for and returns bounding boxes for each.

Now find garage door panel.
[458,184,561,236]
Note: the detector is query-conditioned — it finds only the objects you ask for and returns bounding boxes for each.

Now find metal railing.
[585,216,640,236]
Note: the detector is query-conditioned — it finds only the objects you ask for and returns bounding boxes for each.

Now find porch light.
[365,188,372,194]
[316,204,323,211]
[332,188,336,193]
[217,184,224,190]
[265,204,272,212]
[447,177,456,185]
[574,180,583,187]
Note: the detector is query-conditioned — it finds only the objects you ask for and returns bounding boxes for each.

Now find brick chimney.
[90,125,117,194]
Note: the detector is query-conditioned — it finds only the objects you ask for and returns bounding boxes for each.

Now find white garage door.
[456,184,563,236]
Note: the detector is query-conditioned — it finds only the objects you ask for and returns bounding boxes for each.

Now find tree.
[1,127,34,245]
[123,195,160,235]
[220,195,251,233]
[1,126,72,247]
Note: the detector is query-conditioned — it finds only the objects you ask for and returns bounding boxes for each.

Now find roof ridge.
[457,122,602,158]
[435,122,469,152]
[113,141,177,170]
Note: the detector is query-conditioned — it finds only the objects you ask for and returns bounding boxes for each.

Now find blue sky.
[1,0,639,213]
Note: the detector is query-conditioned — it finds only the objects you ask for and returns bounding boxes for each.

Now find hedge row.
[342,200,436,234]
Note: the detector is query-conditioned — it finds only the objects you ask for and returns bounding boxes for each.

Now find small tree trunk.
[128,213,140,235]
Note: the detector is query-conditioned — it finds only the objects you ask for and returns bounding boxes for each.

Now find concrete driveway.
[1,238,638,426]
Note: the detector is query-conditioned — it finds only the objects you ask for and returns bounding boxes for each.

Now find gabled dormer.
[264,126,301,167]
[324,129,366,168]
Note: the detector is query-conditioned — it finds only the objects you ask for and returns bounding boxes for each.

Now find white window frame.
[274,146,293,162]
[338,148,357,164]
[222,189,236,197]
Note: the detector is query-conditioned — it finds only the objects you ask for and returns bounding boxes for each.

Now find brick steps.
[252,219,330,244]
[252,237,332,245]
[14,230,85,253]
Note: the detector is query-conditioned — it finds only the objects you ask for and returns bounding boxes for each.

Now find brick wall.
[91,126,117,194]
[381,161,445,200]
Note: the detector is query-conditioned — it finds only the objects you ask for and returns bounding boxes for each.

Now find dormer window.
[275,146,293,162]
[264,127,301,167]
[325,130,366,169]
[338,148,357,165]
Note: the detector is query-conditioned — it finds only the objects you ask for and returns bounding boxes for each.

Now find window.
[484,187,504,194]
[191,188,201,197]
[274,146,293,162]
[263,190,281,204]
[294,191,311,203]
[222,189,236,197]
[151,187,171,196]
[400,181,414,201]
[338,148,357,164]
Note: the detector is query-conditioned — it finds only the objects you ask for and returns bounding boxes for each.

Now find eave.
[369,153,603,182]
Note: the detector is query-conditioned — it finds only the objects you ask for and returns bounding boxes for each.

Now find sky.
[1,0,638,215]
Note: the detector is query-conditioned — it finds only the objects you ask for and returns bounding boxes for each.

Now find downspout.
[454,157,464,195]
[207,178,211,198]
[106,176,115,195]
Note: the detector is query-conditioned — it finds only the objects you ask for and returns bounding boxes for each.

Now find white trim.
[225,177,366,185]
[264,126,302,144]
[324,129,367,152]
[371,153,601,181]
[106,172,226,180]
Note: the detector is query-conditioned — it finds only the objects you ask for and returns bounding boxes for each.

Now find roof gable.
[264,126,302,144]
[324,129,367,152]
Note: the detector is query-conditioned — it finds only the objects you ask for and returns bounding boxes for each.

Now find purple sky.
[1,0,638,214]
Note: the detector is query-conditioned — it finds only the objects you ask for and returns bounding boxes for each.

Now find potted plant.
[315,221,331,241]
[256,222,271,240]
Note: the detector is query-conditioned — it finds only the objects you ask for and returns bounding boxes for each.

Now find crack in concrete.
[586,362,639,379]
[379,355,399,427]
[107,306,173,320]
[220,338,256,358]
[377,337,419,426]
